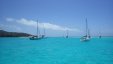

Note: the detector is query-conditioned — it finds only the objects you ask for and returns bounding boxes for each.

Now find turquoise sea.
[0,37,113,64]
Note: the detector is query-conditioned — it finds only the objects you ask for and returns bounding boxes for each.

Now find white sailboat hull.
[80,36,90,42]
[29,36,42,40]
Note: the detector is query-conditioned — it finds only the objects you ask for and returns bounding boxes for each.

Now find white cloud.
[16,18,37,27]
[42,23,78,31]
[6,18,80,32]
[18,18,79,32]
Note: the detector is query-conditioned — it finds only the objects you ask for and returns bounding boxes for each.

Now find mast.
[86,18,91,38]
[88,28,91,38]
[86,18,88,37]
[37,20,39,37]
[43,24,45,36]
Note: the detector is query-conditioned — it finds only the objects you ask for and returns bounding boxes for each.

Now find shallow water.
[0,37,113,64]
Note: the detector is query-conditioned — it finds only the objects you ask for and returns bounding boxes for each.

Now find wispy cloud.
[6,18,15,22]
[6,18,80,32]
[0,24,21,31]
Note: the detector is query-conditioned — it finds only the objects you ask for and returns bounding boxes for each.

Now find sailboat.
[29,20,42,40]
[80,18,91,41]
[99,32,101,38]
[66,30,68,38]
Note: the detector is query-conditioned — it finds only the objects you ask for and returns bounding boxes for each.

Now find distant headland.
[0,30,32,37]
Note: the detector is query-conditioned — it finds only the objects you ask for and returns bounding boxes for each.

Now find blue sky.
[0,0,113,36]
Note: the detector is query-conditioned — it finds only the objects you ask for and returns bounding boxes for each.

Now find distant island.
[0,30,32,37]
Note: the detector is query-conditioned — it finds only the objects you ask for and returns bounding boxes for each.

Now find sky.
[0,0,113,37]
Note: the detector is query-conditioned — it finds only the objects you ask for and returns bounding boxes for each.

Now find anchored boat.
[29,20,43,40]
[66,30,69,38]
[80,18,91,41]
